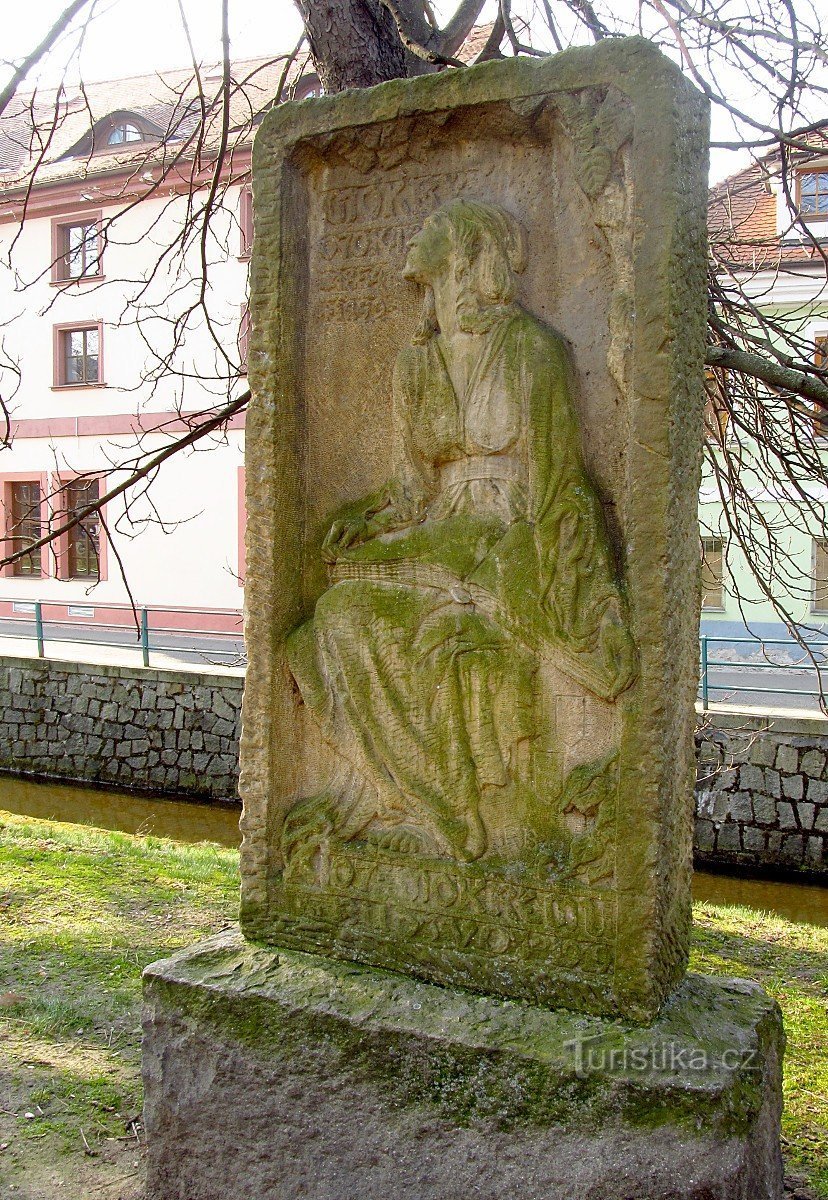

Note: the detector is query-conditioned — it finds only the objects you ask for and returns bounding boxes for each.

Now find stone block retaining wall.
[1,653,827,875]
[695,710,828,876]
[0,656,242,802]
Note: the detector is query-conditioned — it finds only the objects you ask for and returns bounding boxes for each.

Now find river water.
[1,774,827,928]
[0,773,241,848]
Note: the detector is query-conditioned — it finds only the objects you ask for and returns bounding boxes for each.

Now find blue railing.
[699,635,828,709]
[0,600,245,669]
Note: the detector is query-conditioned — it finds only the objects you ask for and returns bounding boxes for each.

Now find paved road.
[701,663,827,713]
[1,616,826,710]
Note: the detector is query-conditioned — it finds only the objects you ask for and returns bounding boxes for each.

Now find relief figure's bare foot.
[281,793,336,863]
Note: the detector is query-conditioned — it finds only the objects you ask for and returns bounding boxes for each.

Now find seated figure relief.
[284,199,637,879]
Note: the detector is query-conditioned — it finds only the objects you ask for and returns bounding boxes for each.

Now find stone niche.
[239,38,710,1024]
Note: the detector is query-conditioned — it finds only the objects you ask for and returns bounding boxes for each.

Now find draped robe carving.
[284,202,637,875]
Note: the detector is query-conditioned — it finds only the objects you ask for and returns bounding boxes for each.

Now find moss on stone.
[144,930,782,1138]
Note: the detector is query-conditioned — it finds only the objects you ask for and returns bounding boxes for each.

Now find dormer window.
[293,73,322,101]
[108,122,143,146]
[797,166,828,220]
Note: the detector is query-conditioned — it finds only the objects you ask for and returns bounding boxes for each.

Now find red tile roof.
[709,130,828,271]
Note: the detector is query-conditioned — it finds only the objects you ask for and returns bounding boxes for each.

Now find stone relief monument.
[142,40,786,1200]
[236,39,702,1023]
[285,198,637,867]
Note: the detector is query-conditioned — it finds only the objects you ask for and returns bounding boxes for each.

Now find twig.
[0,0,92,119]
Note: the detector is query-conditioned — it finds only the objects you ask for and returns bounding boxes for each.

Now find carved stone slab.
[241,40,709,1021]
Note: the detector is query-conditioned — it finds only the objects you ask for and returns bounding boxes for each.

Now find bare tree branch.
[0,392,250,572]
[705,344,828,409]
[379,0,466,66]
[0,0,92,118]
[472,13,507,60]
[435,0,487,56]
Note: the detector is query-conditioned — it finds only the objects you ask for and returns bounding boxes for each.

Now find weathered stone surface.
[743,827,766,852]
[782,775,804,801]
[781,835,804,863]
[753,794,777,825]
[695,818,715,850]
[806,837,823,864]
[717,822,742,852]
[808,779,828,805]
[799,802,816,830]
[750,740,777,768]
[775,744,799,775]
[765,769,782,799]
[241,39,709,1022]
[712,789,732,821]
[739,763,765,793]
[767,831,784,856]
[800,750,826,779]
[142,931,785,1200]
[777,803,798,831]
[727,791,753,822]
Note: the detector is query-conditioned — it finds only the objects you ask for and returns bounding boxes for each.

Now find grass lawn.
[0,811,238,1199]
[693,898,828,1196]
[0,809,826,1198]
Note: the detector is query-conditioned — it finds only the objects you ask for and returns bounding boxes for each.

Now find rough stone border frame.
[240,38,710,1021]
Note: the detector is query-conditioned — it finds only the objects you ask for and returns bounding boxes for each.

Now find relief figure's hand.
[321,487,420,564]
[321,513,371,564]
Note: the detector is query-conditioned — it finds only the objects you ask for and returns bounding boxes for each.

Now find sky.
[6,0,586,86]
[5,0,306,85]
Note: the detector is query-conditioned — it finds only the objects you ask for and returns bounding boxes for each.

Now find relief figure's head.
[404,199,527,339]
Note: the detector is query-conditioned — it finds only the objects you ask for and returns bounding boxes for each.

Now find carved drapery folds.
[285,199,636,915]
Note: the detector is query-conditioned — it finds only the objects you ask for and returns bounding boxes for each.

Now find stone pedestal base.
[142,930,784,1200]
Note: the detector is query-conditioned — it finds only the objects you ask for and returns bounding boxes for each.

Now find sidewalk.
[0,631,245,675]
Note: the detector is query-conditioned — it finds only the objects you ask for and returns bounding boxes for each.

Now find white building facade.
[0,64,300,643]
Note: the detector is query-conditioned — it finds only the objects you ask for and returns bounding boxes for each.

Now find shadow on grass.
[6,1056,142,1150]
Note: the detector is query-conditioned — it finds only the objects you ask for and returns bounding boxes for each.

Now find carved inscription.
[314,166,495,324]
[283,849,616,977]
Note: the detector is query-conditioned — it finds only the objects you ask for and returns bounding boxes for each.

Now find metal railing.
[0,600,245,669]
[699,635,828,708]
[4,606,826,696]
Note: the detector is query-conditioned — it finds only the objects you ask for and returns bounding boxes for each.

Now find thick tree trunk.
[295,0,426,91]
